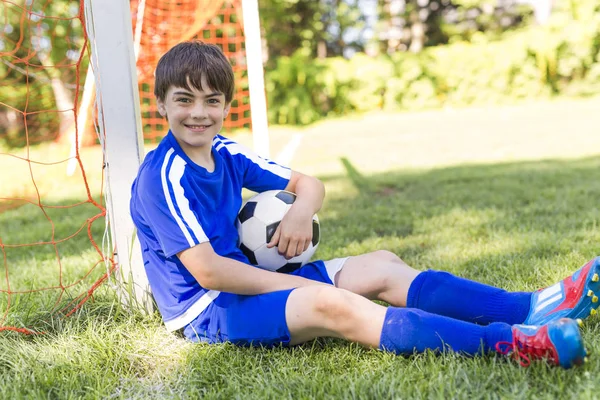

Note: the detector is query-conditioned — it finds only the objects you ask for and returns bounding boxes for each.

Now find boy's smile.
[157,76,230,167]
[184,124,210,133]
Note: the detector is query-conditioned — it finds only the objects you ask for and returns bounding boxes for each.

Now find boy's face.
[156,76,231,153]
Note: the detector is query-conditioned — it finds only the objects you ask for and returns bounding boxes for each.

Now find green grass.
[2,96,600,399]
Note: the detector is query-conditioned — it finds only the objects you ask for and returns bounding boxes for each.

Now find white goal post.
[84,0,151,311]
[241,0,271,158]
[84,0,271,313]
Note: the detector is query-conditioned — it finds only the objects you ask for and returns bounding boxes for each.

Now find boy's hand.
[267,206,313,259]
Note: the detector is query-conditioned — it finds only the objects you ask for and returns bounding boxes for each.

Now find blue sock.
[406,270,532,325]
[379,307,512,355]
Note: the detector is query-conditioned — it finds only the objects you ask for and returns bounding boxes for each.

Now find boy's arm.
[267,170,325,259]
[179,242,328,294]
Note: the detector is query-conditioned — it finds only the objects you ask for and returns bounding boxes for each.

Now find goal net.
[0,0,252,334]
[132,0,251,143]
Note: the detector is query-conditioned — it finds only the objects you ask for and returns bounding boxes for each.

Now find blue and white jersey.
[130,132,291,331]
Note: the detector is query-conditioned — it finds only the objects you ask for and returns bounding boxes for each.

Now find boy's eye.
[176,97,191,103]
[208,98,220,104]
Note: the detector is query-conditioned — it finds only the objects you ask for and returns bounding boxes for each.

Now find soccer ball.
[236,190,320,273]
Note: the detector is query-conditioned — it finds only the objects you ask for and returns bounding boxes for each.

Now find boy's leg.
[286,285,586,368]
[286,285,509,352]
[333,250,419,306]
[335,250,530,324]
[335,251,600,325]
[285,285,385,346]
[406,257,600,325]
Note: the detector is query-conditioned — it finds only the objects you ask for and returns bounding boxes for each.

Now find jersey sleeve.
[136,161,209,258]
[216,136,292,192]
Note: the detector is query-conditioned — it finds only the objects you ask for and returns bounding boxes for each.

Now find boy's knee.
[368,250,408,268]
[311,286,358,326]
[373,250,401,263]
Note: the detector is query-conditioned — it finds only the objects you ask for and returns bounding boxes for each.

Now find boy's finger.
[287,240,303,260]
[266,226,280,248]
[303,240,310,252]
[295,240,306,257]
[277,236,290,256]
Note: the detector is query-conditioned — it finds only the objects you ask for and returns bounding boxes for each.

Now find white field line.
[275,133,303,166]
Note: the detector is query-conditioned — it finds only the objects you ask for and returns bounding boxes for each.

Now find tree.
[0,0,85,146]
[372,0,531,55]
[258,0,366,61]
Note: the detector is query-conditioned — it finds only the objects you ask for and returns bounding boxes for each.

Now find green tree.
[258,0,366,62]
[0,0,86,146]
[372,0,531,55]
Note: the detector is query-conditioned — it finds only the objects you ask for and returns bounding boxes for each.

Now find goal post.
[84,0,152,312]
[241,0,270,158]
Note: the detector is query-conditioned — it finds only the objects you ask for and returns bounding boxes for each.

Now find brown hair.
[154,40,235,103]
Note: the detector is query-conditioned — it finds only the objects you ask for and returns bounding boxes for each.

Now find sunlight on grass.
[287,96,600,177]
[0,142,104,204]
[414,207,525,262]
[0,307,194,398]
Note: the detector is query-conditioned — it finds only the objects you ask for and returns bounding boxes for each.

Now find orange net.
[0,0,249,334]
[0,0,111,334]
[133,0,251,143]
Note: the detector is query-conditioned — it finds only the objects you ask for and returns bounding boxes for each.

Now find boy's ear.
[156,98,167,117]
[224,103,231,119]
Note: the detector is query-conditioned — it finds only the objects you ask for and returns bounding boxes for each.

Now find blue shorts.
[182,258,348,346]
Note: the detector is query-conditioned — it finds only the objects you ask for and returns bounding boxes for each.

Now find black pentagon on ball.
[312,220,320,246]
[275,190,296,205]
[277,262,302,274]
[239,242,258,265]
[238,201,257,224]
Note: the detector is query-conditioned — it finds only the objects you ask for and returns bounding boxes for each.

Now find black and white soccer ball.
[236,190,320,273]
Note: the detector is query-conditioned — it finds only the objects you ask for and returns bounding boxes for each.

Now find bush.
[265,8,600,126]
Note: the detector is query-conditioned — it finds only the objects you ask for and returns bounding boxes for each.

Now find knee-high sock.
[406,270,531,325]
[379,307,512,355]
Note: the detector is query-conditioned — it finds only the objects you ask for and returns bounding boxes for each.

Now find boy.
[130,40,598,369]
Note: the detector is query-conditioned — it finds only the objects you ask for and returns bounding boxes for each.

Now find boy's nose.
[190,104,208,119]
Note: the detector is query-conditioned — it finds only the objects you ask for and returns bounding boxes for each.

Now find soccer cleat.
[496,318,587,368]
[524,257,600,325]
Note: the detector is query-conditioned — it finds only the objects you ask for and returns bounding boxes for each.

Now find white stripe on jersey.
[168,155,208,243]
[160,148,207,247]
[164,289,221,332]
[214,137,291,179]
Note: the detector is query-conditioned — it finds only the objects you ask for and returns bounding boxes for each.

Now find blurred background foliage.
[0,0,85,147]
[263,0,600,124]
[0,0,599,140]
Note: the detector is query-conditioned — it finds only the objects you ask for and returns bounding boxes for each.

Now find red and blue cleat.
[496,318,587,368]
[524,257,600,326]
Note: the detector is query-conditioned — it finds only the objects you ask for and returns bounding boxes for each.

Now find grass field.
[2,96,600,399]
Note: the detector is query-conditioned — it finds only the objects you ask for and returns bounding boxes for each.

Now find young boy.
[130,40,598,369]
